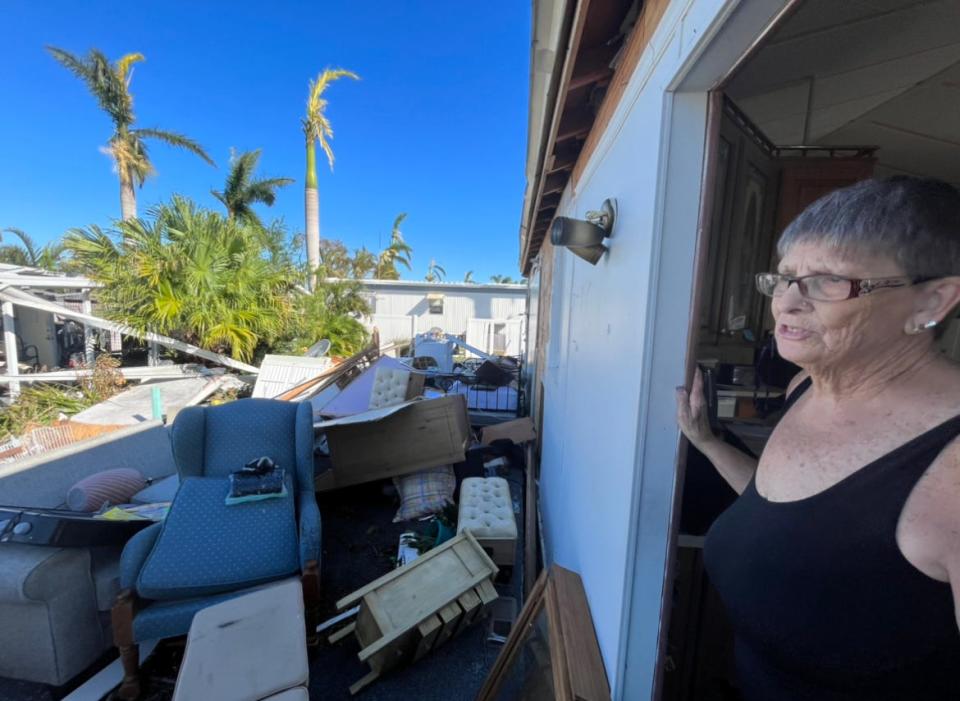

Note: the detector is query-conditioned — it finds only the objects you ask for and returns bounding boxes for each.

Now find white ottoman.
[173,578,309,701]
[457,477,517,568]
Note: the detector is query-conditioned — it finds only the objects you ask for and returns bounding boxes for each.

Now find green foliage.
[212,148,293,226]
[273,283,370,358]
[463,270,475,283]
[490,275,524,284]
[375,213,413,279]
[302,68,360,170]
[319,240,376,280]
[0,356,125,441]
[47,46,213,214]
[64,196,296,362]
[0,384,93,440]
[424,258,446,282]
[0,228,68,270]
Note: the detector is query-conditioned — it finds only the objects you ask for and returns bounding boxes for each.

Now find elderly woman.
[677,176,960,700]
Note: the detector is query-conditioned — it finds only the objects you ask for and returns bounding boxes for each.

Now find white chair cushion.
[368,366,410,409]
[457,477,517,539]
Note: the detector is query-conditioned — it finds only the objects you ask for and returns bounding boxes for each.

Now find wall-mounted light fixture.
[550,198,616,265]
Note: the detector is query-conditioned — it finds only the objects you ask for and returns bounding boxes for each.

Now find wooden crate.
[329,531,499,694]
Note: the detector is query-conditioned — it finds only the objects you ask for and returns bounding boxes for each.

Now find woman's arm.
[676,367,758,494]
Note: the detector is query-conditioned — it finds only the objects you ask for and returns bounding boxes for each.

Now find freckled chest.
[757,398,949,501]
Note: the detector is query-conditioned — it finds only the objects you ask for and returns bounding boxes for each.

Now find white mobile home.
[355,279,527,356]
[521,0,960,699]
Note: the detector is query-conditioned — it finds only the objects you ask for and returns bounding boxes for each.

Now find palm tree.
[463,270,475,283]
[490,274,517,284]
[47,47,214,221]
[65,197,294,362]
[302,67,359,288]
[375,213,413,279]
[212,149,293,226]
[424,259,446,282]
[0,228,66,270]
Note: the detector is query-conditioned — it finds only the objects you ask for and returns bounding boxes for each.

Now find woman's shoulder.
[907,431,960,580]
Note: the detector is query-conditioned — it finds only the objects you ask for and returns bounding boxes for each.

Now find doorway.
[664,1,960,699]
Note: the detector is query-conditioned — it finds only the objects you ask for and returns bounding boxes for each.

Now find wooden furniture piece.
[476,565,610,701]
[172,578,309,701]
[314,395,471,492]
[329,531,499,695]
[457,477,518,569]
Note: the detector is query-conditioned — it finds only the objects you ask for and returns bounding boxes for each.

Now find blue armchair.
[112,399,321,700]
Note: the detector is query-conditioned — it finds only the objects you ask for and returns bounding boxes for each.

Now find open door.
[666,98,876,701]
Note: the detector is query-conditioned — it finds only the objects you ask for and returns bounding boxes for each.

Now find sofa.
[0,422,177,686]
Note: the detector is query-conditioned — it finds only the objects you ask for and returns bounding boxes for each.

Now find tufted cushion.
[368,366,411,409]
[67,468,147,512]
[457,477,517,538]
[136,476,298,601]
[392,466,455,522]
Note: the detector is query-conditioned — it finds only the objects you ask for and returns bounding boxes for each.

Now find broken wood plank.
[433,601,464,650]
[328,622,357,645]
[317,605,360,634]
[413,615,442,662]
[348,670,379,696]
[454,589,482,636]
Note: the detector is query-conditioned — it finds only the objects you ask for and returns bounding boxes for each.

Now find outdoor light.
[550,198,616,265]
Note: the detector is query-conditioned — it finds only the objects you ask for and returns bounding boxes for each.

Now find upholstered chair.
[111,399,320,700]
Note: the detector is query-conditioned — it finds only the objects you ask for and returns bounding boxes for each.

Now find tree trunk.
[305,187,320,288]
[305,140,320,291]
[120,175,137,221]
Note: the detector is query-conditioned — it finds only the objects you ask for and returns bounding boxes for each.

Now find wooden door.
[775,158,877,236]
[699,109,780,354]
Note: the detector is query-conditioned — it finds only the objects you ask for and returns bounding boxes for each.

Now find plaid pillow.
[392,466,456,523]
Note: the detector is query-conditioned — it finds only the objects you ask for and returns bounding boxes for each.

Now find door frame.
[616,0,805,698]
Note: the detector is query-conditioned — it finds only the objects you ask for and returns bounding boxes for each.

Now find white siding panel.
[532,0,758,695]
[360,284,526,342]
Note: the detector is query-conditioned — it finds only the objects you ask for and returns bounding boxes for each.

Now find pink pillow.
[67,468,147,512]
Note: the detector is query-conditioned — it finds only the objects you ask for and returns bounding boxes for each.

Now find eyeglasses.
[755,273,930,302]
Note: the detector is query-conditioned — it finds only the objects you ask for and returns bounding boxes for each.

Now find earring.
[924,320,938,330]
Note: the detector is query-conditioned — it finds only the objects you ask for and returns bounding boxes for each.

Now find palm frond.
[45,46,94,82]
[3,228,40,265]
[215,148,292,222]
[303,68,359,170]
[115,52,145,85]
[48,46,134,128]
[392,212,407,236]
[134,128,215,166]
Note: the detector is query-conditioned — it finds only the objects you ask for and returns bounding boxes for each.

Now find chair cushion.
[136,477,298,601]
[131,474,180,504]
[67,468,147,512]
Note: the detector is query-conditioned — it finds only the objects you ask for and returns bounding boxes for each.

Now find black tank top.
[704,378,960,700]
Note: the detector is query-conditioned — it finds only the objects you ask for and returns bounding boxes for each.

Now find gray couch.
[0,422,177,686]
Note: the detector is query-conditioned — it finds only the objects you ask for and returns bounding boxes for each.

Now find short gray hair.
[777,176,960,279]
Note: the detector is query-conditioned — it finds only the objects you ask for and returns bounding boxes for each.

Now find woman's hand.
[676,367,717,450]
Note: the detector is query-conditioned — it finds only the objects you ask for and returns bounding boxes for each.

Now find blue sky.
[1,2,530,282]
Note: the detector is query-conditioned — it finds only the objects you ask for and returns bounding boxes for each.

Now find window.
[427,293,444,315]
